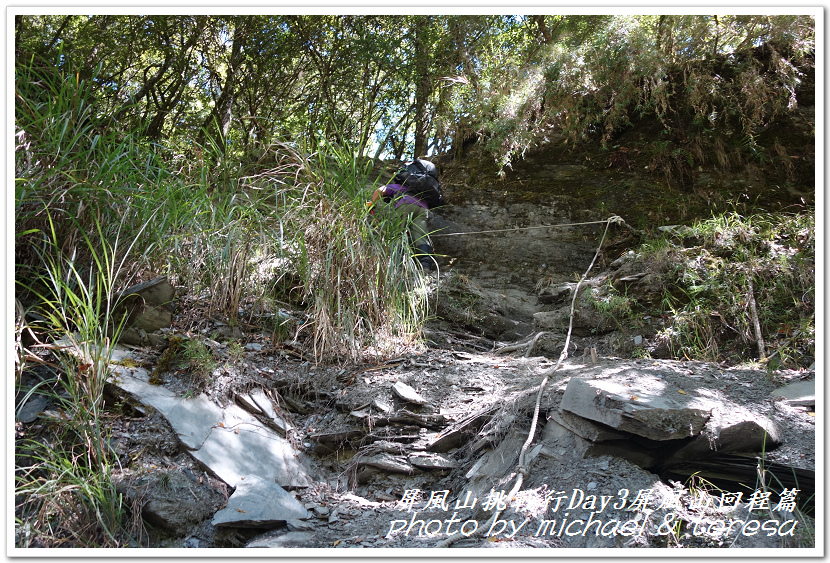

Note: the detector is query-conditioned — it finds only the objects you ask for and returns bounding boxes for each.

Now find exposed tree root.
[495,331,549,357]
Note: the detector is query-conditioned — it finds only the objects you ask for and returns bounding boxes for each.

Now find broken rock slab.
[560,377,711,441]
[427,405,494,452]
[662,405,782,467]
[212,475,310,528]
[235,388,293,434]
[190,408,313,489]
[464,428,526,481]
[247,530,317,548]
[359,453,414,475]
[109,356,314,488]
[309,430,364,455]
[392,381,428,405]
[547,408,627,443]
[771,380,815,408]
[537,284,572,305]
[408,452,457,471]
[541,419,659,469]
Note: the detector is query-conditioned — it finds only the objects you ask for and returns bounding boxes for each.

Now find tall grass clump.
[15,432,131,548]
[242,141,431,362]
[644,209,814,366]
[151,134,432,362]
[14,56,162,548]
[15,54,168,283]
[14,212,153,547]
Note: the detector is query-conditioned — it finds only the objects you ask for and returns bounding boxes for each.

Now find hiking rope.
[430,215,625,237]
[434,214,618,549]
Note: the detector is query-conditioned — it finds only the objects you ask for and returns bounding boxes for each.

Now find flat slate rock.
[247,530,317,548]
[548,408,626,442]
[236,389,293,433]
[464,428,526,480]
[408,452,457,470]
[771,380,815,407]
[427,405,494,452]
[109,355,314,488]
[541,419,659,468]
[189,402,313,488]
[212,475,310,528]
[359,453,414,474]
[392,381,428,405]
[110,365,215,449]
[16,395,48,423]
[560,377,711,441]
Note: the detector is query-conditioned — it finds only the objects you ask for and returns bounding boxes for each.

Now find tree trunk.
[199,17,247,148]
[533,15,551,44]
[412,21,432,159]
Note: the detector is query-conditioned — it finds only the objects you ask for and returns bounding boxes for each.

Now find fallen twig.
[524,331,548,358]
[495,331,548,356]
[746,276,767,360]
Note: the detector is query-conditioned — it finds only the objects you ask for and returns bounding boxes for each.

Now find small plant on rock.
[181,338,217,384]
[584,281,638,331]
[225,340,246,363]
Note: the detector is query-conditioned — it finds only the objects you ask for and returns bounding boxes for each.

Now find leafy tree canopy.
[15,13,815,169]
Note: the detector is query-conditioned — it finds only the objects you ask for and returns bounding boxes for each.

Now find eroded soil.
[102,325,814,549]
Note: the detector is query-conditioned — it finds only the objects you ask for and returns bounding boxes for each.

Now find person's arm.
[367,185,386,211]
[370,186,386,203]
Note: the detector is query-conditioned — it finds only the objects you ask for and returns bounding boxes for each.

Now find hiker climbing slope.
[369,159,446,270]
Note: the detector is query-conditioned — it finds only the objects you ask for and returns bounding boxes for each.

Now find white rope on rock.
[434,214,619,549]
[431,215,625,238]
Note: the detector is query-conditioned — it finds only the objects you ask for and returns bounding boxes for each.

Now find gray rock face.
[663,406,781,466]
[212,475,310,528]
[541,417,592,460]
[532,310,567,331]
[541,419,658,469]
[559,377,711,441]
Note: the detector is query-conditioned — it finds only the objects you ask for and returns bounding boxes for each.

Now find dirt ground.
[24,174,814,551]
[108,285,815,550]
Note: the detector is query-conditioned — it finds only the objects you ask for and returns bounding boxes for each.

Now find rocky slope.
[15,104,816,550]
